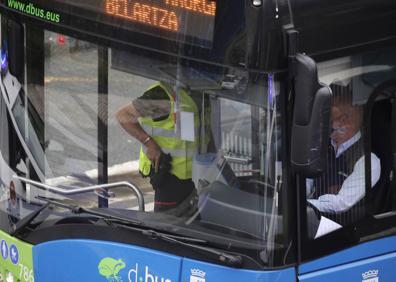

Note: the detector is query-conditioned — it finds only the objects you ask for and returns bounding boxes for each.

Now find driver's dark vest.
[314,139,364,199]
[314,139,366,226]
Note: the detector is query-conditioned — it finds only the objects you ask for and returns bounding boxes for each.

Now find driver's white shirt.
[307,131,381,213]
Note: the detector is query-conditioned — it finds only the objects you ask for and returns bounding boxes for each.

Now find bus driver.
[307,84,381,217]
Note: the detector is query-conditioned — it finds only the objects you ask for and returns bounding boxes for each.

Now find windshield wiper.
[12,202,51,236]
[12,195,145,237]
[20,196,244,267]
[102,217,208,244]
[148,230,244,267]
[35,196,144,226]
[109,221,243,267]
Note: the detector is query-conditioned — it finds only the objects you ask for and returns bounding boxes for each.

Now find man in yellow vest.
[116,82,199,215]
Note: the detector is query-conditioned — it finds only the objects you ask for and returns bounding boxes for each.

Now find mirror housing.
[291,54,332,177]
[7,20,24,81]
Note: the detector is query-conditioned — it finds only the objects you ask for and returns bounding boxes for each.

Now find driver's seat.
[370,98,393,214]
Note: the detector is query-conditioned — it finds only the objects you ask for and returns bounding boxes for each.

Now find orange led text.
[105,0,179,31]
[164,0,216,16]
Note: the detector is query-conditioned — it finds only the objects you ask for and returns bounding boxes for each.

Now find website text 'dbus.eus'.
[7,0,60,23]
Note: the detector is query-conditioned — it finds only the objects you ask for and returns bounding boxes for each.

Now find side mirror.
[291,54,332,177]
[7,20,24,81]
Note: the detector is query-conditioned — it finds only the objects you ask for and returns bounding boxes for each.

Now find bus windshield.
[0,26,287,267]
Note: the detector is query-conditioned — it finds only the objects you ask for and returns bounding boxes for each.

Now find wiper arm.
[21,197,243,267]
[104,218,207,244]
[37,197,211,246]
[110,221,243,267]
[152,231,244,267]
[12,195,145,237]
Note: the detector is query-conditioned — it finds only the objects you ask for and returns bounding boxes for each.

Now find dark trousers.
[150,171,195,212]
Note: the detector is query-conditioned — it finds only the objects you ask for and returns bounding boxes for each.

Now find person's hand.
[328,185,341,194]
[146,139,162,173]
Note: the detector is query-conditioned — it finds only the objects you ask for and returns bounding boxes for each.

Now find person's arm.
[116,102,162,172]
[308,153,381,213]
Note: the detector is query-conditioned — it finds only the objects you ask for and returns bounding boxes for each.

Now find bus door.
[0,18,46,227]
[3,24,113,206]
[298,44,396,282]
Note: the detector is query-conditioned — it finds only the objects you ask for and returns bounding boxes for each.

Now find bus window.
[15,32,288,265]
[306,46,396,239]
[44,30,99,185]
[0,7,294,265]
[108,44,286,265]
[107,49,156,206]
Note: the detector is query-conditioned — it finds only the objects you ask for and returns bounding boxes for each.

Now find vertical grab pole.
[98,46,109,208]
[392,99,396,210]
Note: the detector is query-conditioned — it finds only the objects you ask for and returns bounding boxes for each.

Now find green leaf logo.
[98,257,126,282]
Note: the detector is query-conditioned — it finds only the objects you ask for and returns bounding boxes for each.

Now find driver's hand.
[328,185,341,195]
[146,140,162,173]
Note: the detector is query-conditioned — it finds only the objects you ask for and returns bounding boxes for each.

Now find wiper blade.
[111,221,243,267]
[12,202,51,236]
[105,218,207,244]
[36,197,207,244]
[36,196,144,226]
[152,231,244,267]
[33,197,243,267]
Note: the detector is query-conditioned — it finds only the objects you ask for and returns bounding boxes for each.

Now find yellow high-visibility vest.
[139,82,199,180]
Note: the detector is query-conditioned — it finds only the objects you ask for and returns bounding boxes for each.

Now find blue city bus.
[0,0,396,281]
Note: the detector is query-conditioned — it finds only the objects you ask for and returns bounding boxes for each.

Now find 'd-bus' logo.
[98,257,172,282]
[98,257,126,282]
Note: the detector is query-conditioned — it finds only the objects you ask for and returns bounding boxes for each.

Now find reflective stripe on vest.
[141,124,180,139]
[138,83,199,180]
[142,146,196,159]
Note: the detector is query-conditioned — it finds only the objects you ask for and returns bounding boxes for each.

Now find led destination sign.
[104,0,217,43]
[2,0,217,46]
